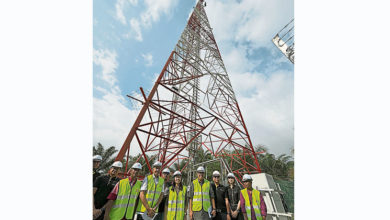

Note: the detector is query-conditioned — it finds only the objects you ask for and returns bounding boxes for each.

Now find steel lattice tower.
[115,0,262,181]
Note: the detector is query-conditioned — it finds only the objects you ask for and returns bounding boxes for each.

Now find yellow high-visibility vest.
[109,178,142,220]
[192,179,210,212]
[138,174,164,212]
[241,188,263,220]
[167,185,187,220]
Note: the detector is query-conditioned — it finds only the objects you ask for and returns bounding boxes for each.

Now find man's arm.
[189,199,193,219]
[140,191,151,211]
[209,185,216,216]
[93,187,97,209]
[224,187,231,214]
[103,200,113,220]
[211,198,216,216]
[153,192,164,211]
[259,192,267,218]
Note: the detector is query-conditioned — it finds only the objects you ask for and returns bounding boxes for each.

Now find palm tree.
[93,143,118,173]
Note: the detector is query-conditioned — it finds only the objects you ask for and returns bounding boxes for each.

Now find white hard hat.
[162,168,170,174]
[93,155,102,161]
[173,171,182,176]
[196,166,205,173]
[227,173,235,178]
[152,161,162,167]
[242,174,253,182]
[212,171,220,177]
[131,162,142,170]
[111,161,123,168]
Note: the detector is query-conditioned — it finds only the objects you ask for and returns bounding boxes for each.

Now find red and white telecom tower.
[115,0,262,182]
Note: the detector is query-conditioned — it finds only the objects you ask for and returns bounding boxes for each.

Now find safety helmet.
[212,171,220,177]
[93,155,102,161]
[111,161,123,168]
[227,173,235,178]
[242,174,253,182]
[196,166,205,173]
[152,161,162,167]
[173,171,182,176]
[131,162,142,170]
[162,168,170,174]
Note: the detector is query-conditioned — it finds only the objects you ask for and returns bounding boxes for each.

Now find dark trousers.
[231,213,244,220]
[213,212,227,220]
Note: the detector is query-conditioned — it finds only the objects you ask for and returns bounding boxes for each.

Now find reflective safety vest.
[138,174,164,213]
[109,178,142,220]
[167,185,187,220]
[192,179,211,212]
[241,188,263,220]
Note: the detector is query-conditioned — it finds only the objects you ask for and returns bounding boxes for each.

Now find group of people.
[93,155,267,220]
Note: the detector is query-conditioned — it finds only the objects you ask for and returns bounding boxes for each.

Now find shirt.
[107,176,138,200]
[187,179,215,199]
[240,189,267,218]
[93,169,101,183]
[93,175,121,209]
[227,184,241,211]
[210,182,228,213]
[140,174,165,192]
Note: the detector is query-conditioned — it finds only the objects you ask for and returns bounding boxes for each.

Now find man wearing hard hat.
[210,170,231,220]
[188,166,217,220]
[137,161,165,220]
[93,161,122,220]
[93,155,103,182]
[104,162,143,220]
[155,168,172,220]
[239,174,267,220]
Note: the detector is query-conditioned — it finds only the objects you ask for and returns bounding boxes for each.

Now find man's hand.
[232,210,238,218]
[211,210,216,217]
[227,213,231,220]
[93,209,102,219]
[189,210,193,220]
[147,207,155,217]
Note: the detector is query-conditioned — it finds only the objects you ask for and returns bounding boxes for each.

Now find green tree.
[93,143,118,173]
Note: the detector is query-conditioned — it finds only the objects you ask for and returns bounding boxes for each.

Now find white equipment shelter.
[250,173,293,220]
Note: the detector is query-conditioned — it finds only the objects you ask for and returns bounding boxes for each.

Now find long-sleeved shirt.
[240,189,267,218]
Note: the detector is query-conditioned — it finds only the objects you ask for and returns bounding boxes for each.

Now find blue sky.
[93,0,294,156]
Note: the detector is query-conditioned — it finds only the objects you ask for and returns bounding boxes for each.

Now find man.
[93,155,103,182]
[226,173,243,220]
[155,168,171,220]
[137,161,165,220]
[210,171,231,220]
[104,162,143,220]
[240,174,267,220]
[93,161,122,220]
[188,166,217,220]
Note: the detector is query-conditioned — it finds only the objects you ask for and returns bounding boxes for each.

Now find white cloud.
[130,18,143,41]
[140,0,179,27]
[201,0,294,155]
[128,0,138,6]
[230,70,294,156]
[115,0,127,25]
[93,49,118,87]
[206,0,293,48]
[141,53,153,66]
[93,48,140,152]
